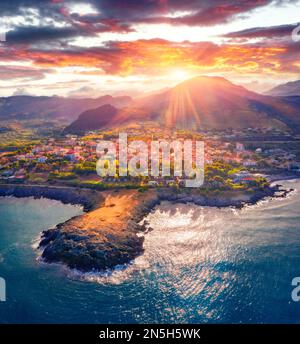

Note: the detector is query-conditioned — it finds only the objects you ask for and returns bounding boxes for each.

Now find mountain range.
[65,76,300,134]
[265,80,300,97]
[0,95,132,122]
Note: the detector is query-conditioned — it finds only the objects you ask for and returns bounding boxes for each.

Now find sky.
[0,0,299,97]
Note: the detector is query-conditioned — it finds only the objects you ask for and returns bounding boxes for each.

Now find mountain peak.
[63,75,300,134]
[109,75,300,131]
[64,104,119,134]
[173,75,249,96]
[182,75,231,83]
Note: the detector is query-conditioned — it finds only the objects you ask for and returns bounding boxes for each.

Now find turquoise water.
[0,181,300,324]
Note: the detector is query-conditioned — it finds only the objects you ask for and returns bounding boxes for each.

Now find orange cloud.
[1,39,299,78]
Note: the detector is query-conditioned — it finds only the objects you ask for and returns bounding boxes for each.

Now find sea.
[0,180,300,324]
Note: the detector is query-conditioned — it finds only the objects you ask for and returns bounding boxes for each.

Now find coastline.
[0,184,103,212]
[0,181,292,273]
[267,174,300,184]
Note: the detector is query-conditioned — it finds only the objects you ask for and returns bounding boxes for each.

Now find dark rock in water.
[157,185,280,208]
[39,229,60,248]
[41,227,145,272]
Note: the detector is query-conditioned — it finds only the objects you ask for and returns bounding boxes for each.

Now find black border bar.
[0,324,299,343]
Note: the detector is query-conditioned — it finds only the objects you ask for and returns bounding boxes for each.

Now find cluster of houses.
[0,168,26,182]
[261,148,300,171]
[0,127,299,186]
[0,135,96,182]
[232,171,266,185]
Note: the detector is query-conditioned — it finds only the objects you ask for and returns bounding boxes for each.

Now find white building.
[236,142,245,152]
[37,157,47,163]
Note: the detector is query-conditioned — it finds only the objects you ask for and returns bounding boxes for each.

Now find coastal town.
[0,124,299,192]
[1,124,297,274]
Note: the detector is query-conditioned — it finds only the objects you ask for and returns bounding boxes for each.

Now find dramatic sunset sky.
[0,0,299,97]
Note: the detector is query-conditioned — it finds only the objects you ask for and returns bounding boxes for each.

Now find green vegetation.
[48,172,77,180]
[204,161,267,191]
[70,180,106,190]
[73,161,96,174]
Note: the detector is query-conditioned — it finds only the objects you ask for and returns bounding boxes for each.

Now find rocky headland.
[0,182,291,272]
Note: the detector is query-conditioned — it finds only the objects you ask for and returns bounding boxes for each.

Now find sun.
[170,69,188,81]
